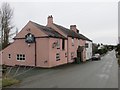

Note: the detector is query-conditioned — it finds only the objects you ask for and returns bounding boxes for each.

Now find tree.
[0,2,14,50]
[116,44,120,55]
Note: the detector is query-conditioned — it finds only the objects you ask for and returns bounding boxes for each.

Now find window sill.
[17,60,25,62]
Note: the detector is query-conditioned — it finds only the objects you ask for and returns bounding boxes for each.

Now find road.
[10,50,118,88]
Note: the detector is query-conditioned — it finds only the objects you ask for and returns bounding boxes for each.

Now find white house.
[85,40,92,60]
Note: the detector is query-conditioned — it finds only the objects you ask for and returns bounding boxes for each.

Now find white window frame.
[56,53,60,61]
[17,54,25,61]
[56,39,60,49]
[78,39,80,46]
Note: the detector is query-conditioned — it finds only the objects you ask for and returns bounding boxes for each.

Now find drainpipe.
[67,37,69,63]
[35,38,37,67]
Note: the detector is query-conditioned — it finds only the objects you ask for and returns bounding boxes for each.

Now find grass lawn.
[2,77,20,87]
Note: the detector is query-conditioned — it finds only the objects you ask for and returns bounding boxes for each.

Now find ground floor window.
[71,52,74,60]
[65,52,67,57]
[56,53,60,61]
[17,54,25,61]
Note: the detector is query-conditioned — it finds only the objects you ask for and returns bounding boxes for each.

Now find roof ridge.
[53,23,92,41]
[31,21,66,39]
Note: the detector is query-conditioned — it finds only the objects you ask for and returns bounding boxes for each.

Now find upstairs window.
[85,43,89,48]
[72,38,74,46]
[62,39,65,50]
[56,39,60,49]
[78,39,80,46]
[17,54,25,61]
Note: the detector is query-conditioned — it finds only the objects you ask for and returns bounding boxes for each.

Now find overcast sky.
[0,0,118,45]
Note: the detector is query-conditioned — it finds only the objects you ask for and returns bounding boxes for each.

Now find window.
[8,54,11,59]
[17,54,25,61]
[85,43,89,48]
[56,53,60,61]
[71,52,74,60]
[65,52,67,57]
[62,39,65,50]
[78,39,80,46]
[56,39,60,49]
[72,38,74,46]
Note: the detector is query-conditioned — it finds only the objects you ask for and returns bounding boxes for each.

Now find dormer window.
[25,33,35,43]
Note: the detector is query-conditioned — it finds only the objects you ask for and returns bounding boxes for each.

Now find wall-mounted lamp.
[28,44,30,47]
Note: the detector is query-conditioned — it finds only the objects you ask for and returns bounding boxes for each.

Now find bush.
[97,48,108,55]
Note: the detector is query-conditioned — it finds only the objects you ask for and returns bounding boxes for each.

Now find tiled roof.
[54,23,92,41]
[78,33,92,42]
[31,21,66,39]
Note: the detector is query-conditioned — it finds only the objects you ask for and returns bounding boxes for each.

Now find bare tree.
[0,2,14,50]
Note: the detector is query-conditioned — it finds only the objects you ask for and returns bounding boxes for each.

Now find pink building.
[1,16,92,68]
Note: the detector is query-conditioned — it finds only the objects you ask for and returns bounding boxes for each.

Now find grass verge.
[2,77,20,87]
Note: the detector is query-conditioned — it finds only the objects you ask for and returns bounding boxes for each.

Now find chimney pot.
[47,15,53,25]
[70,25,77,33]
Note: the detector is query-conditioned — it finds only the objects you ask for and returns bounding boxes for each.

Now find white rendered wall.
[85,41,92,60]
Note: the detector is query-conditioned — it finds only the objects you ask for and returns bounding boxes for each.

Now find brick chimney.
[47,15,53,25]
[70,25,77,33]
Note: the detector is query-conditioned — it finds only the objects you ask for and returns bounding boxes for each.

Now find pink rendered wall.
[2,39,35,66]
[15,21,47,39]
[80,39,86,62]
[67,37,78,63]
[67,37,86,63]
[2,21,49,67]
[48,38,68,67]
[36,38,49,67]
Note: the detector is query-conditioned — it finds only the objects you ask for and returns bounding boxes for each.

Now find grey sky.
[0,1,118,45]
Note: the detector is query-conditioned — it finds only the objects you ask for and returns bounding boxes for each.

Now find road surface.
[10,50,118,88]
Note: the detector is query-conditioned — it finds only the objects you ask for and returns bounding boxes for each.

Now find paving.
[9,50,118,88]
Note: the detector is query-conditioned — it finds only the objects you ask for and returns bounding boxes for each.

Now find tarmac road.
[10,50,118,88]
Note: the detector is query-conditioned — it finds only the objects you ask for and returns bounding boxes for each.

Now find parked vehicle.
[92,53,101,60]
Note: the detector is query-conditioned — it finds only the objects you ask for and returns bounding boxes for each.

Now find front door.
[77,51,82,62]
